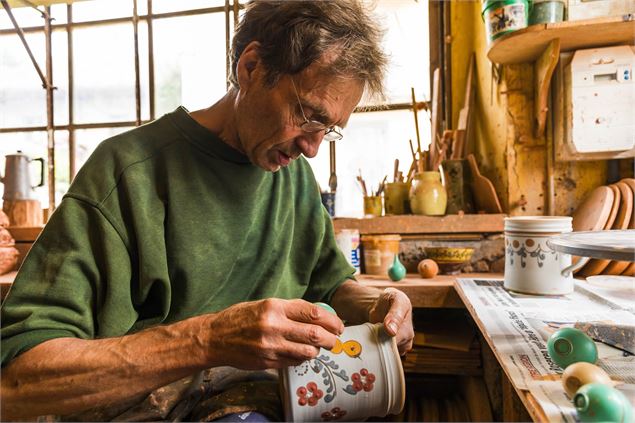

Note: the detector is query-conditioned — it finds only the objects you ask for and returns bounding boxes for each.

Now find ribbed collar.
[167,106,252,164]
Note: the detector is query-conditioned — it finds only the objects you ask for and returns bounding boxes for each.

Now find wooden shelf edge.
[7,226,43,242]
[356,273,502,308]
[333,213,505,235]
[487,15,635,65]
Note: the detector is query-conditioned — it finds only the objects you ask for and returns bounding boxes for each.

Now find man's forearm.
[330,279,382,324]
[1,314,212,420]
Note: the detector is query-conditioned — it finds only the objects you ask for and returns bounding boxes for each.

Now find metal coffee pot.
[1,151,45,201]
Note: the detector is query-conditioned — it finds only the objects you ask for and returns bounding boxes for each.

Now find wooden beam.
[534,39,560,138]
[333,214,505,235]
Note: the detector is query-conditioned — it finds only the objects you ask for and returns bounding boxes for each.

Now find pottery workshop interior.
[1,0,634,422]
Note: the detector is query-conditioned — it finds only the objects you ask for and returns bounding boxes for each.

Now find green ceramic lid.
[314,302,337,315]
[547,327,598,369]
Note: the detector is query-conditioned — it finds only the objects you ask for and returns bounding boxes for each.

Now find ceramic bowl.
[280,323,405,422]
[425,247,474,275]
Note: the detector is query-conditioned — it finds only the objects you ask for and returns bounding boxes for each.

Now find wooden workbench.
[359,272,550,422]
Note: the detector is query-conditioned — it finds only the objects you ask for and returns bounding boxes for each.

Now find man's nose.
[296,133,323,158]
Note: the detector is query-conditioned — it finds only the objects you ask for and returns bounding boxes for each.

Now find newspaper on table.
[457,277,635,422]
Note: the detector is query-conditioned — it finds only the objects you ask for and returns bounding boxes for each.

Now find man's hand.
[367,288,414,355]
[204,298,344,370]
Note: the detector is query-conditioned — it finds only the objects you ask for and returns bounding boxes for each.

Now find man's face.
[235,65,364,172]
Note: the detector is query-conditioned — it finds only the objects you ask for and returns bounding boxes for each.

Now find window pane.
[308,109,431,218]
[137,20,150,122]
[153,13,228,117]
[73,23,136,123]
[50,4,68,25]
[152,0,226,14]
[361,0,430,106]
[72,0,132,23]
[53,29,69,126]
[0,6,44,30]
[0,32,47,128]
[74,127,134,173]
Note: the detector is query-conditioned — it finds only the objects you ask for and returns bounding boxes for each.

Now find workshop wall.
[449,0,608,217]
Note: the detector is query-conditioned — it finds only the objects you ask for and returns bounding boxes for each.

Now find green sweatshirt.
[1,107,354,366]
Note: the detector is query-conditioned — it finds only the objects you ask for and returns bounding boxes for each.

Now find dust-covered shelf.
[487,15,635,65]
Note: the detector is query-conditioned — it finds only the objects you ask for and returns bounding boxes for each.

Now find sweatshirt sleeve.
[0,196,133,366]
[302,207,356,304]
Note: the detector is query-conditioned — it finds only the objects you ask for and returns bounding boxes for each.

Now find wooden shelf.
[356,273,506,308]
[333,214,504,235]
[487,15,635,65]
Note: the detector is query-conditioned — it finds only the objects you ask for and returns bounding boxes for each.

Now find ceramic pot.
[383,182,411,215]
[361,235,401,276]
[504,216,573,295]
[409,171,447,216]
[363,196,383,217]
[280,323,405,422]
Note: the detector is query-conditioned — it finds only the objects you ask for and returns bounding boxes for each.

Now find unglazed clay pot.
[562,362,612,398]
[280,323,405,422]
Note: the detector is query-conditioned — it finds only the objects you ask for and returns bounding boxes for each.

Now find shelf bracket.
[534,39,560,138]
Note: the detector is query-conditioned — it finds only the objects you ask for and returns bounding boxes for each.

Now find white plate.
[586,275,635,290]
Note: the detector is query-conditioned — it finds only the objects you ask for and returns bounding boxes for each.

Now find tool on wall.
[328,142,337,193]
[451,54,475,160]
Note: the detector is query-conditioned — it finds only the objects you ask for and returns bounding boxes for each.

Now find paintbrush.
[393,159,399,183]
[357,170,368,197]
[376,175,388,196]
[411,87,422,157]
[328,142,337,193]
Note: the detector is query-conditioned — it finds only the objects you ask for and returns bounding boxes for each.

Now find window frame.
[0,0,442,213]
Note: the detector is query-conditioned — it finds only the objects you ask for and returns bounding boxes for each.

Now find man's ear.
[236,41,262,90]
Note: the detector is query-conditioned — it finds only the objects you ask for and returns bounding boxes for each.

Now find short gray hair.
[229,0,387,100]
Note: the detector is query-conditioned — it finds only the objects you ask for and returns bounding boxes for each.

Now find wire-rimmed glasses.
[291,79,343,142]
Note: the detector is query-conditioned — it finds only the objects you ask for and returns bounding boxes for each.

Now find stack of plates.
[572,178,635,277]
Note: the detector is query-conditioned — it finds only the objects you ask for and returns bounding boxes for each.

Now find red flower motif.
[321,407,347,421]
[351,368,375,392]
[297,381,324,406]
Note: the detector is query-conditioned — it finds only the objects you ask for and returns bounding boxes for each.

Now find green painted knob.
[547,327,598,369]
[574,383,633,423]
[387,254,406,282]
[314,302,337,315]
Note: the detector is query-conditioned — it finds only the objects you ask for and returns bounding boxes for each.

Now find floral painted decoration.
[343,368,375,394]
[321,407,347,421]
[297,382,324,406]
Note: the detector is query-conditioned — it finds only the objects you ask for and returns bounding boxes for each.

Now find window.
[0,0,239,209]
[0,0,429,217]
[309,0,430,217]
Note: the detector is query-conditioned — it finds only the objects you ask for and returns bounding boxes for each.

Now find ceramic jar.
[361,234,401,276]
[383,182,411,215]
[280,323,405,422]
[409,171,447,216]
[363,196,383,217]
[504,216,573,295]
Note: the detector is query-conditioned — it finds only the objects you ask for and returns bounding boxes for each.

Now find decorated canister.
[280,323,405,422]
[504,216,573,295]
[481,0,530,44]
[335,229,361,275]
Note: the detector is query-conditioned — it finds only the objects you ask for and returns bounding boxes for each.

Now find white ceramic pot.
[504,216,573,295]
[280,323,405,422]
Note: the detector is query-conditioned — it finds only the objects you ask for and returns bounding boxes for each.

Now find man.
[1,1,414,420]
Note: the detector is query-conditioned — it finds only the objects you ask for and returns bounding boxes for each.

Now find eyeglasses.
[291,78,343,142]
